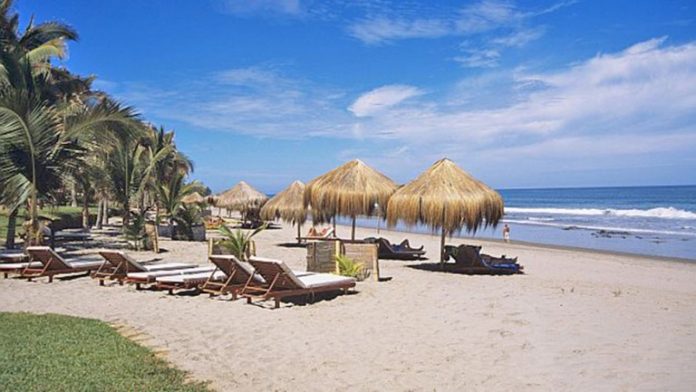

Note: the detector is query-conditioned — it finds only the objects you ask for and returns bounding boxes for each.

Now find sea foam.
[506,206,696,220]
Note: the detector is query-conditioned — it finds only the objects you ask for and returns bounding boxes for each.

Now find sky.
[17,0,696,193]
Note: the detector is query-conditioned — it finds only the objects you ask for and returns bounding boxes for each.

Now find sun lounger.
[243,257,356,308]
[125,266,214,289]
[94,250,195,285]
[1,261,43,278]
[1,250,27,263]
[365,237,426,260]
[199,255,267,299]
[23,246,103,282]
[443,244,522,274]
[297,227,335,243]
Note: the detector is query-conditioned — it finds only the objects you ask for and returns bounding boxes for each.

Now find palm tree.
[0,86,141,244]
[157,171,200,239]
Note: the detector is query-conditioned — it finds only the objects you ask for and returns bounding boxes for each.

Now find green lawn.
[0,313,210,391]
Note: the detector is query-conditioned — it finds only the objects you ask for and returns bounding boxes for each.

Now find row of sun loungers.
[3,247,356,308]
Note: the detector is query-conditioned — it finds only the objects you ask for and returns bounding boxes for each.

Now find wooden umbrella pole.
[332,214,336,233]
[440,206,447,265]
[297,223,302,244]
[351,215,356,240]
[440,226,446,265]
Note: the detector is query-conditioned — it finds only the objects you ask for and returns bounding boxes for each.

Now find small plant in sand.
[217,224,266,261]
[336,254,365,280]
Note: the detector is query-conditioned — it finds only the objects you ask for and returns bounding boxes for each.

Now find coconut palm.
[0,86,141,244]
[157,171,201,239]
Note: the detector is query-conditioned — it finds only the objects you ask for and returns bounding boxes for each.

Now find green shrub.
[336,254,366,280]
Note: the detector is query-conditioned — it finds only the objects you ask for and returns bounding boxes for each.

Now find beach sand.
[1,223,695,391]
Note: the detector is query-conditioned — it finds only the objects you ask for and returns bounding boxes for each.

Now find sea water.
[339,185,696,261]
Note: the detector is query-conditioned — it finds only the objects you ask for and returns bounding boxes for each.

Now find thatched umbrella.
[386,158,504,263]
[216,181,268,222]
[260,180,307,243]
[305,159,398,240]
[181,192,206,205]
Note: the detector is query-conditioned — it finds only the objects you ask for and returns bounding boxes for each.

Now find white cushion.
[298,273,356,289]
[157,271,226,284]
[143,263,194,272]
[127,266,213,279]
[0,262,42,270]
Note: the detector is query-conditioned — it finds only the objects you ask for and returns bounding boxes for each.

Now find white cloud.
[221,0,302,16]
[348,85,424,117]
[116,38,696,180]
[347,17,450,45]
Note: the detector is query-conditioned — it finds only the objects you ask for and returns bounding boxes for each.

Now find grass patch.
[0,313,210,391]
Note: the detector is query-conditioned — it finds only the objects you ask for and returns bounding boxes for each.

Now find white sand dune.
[1,223,695,391]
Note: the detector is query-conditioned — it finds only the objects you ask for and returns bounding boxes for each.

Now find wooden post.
[332,214,336,234]
[440,206,447,265]
[297,223,302,244]
[440,226,446,265]
[351,216,356,240]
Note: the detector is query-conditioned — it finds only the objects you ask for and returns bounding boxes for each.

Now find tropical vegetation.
[0,0,205,248]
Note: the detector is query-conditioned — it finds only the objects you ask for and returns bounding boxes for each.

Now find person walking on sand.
[503,224,510,242]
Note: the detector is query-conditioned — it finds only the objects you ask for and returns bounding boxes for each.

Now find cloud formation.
[348,85,424,117]
[114,38,696,182]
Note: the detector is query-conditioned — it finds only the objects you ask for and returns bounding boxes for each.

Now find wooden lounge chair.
[199,255,265,299]
[125,266,215,290]
[23,246,103,282]
[1,250,27,263]
[365,237,426,260]
[297,227,335,243]
[243,257,356,309]
[94,250,194,286]
[1,260,43,278]
[443,244,522,275]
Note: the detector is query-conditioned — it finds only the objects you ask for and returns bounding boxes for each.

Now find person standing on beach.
[503,224,510,242]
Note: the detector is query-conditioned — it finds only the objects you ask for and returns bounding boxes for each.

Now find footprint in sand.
[489,329,513,337]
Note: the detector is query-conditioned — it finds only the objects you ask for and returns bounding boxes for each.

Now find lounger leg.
[3,273,7,279]
[48,275,53,283]
[136,283,141,290]
[274,298,280,309]
[246,297,252,304]
[168,289,173,295]
[99,279,104,286]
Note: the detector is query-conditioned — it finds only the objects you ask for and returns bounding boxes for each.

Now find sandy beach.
[1,223,695,391]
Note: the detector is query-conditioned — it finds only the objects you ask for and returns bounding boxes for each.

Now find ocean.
[340,185,696,261]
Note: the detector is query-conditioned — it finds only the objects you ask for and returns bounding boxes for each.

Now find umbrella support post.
[351,216,356,241]
[440,226,446,267]
[297,223,302,244]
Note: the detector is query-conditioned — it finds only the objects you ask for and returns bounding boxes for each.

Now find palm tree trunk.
[122,199,129,229]
[82,189,90,229]
[103,197,109,225]
[70,182,78,207]
[5,207,18,249]
[95,198,103,229]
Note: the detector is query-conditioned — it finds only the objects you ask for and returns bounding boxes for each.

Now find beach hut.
[386,158,504,263]
[181,192,206,205]
[260,180,307,243]
[305,159,398,240]
[216,181,269,224]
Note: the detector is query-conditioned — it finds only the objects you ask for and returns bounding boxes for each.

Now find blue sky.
[18,0,696,193]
